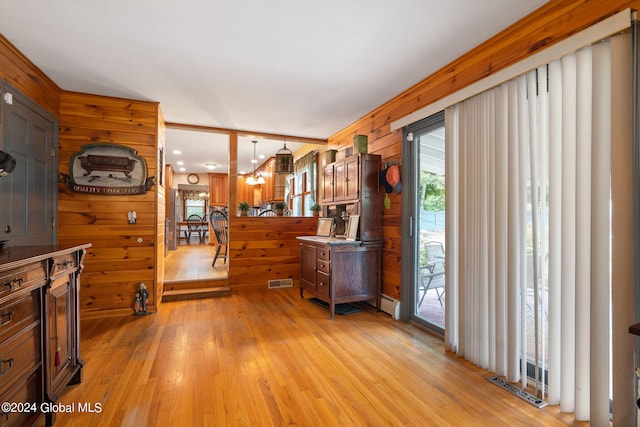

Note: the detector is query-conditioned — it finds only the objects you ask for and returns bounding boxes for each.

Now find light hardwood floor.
[164,243,228,282]
[43,287,584,426]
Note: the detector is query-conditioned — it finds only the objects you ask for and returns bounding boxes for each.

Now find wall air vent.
[268,279,293,289]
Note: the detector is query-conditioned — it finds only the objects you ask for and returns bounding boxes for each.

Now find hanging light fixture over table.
[275,140,293,174]
[247,140,265,185]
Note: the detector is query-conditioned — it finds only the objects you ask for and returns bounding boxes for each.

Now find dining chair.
[185,214,204,244]
[210,209,229,267]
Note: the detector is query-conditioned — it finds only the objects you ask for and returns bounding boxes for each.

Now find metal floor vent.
[268,279,293,289]
[487,376,548,408]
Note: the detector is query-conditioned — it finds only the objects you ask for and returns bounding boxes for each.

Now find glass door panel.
[415,125,446,332]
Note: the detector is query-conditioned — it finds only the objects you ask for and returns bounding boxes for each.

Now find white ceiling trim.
[391,8,632,132]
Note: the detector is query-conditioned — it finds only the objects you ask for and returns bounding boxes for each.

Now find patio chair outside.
[419,241,445,306]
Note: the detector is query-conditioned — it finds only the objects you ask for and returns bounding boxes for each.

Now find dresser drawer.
[50,253,78,277]
[0,262,46,299]
[316,245,330,261]
[316,271,330,299]
[0,289,40,344]
[0,368,41,427]
[0,326,41,397]
[316,259,330,275]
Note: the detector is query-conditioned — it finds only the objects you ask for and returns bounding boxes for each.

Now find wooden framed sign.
[59,143,154,195]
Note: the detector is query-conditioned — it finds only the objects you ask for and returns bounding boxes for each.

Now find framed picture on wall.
[345,215,359,241]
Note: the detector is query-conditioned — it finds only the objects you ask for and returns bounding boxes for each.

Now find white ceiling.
[0,0,548,173]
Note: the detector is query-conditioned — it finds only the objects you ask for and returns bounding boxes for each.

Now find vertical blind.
[445,38,617,424]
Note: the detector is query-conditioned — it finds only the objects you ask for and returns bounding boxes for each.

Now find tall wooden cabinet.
[321,153,382,242]
[299,152,382,318]
[0,244,90,426]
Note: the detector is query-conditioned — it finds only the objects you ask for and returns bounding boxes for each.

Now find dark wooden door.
[344,156,359,200]
[321,164,335,203]
[47,274,74,395]
[0,82,57,245]
[299,243,317,294]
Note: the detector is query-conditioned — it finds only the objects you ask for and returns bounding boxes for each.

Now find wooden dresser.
[297,236,381,319]
[0,244,90,426]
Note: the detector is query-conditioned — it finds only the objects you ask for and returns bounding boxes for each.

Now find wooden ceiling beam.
[165,121,327,145]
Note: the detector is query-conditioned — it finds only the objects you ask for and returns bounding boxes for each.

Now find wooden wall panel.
[58,92,162,317]
[0,34,60,116]
[327,0,640,300]
[228,216,317,290]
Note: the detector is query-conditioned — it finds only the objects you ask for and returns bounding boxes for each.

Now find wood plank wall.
[58,92,162,317]
[326,0,640,300]
[0,34,60,116]
[228,216,317,290]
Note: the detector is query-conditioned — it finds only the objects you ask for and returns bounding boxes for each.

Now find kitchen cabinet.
[208,173,228,207]
[0,244,90,426]
[322,155,359,203]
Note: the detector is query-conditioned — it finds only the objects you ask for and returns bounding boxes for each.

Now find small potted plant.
[238,201,251,216]
[274,201,287,216]
[310,203,322,217]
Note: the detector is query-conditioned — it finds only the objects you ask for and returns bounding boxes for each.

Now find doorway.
[164,127,230,284]
[401,111,445,335]
[0,82,58,246]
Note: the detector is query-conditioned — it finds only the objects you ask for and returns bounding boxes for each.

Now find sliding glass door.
[401,111,445,335]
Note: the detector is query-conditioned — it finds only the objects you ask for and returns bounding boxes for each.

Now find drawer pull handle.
[57,259,74,270]
[0,358,13,376]
[0,311,14,327]
[1,278,23,292]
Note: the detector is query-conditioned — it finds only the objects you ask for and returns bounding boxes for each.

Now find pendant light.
[275,139,293,174]
[246,140,265,185]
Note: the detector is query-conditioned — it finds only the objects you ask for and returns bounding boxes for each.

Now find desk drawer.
[317,246,330,261]
[0,326,40,397]
[316,260,330,275]
[0,289,40,344]
[0,368,41,427]
[50,253,77,277]
[0,262,46,299]
[316,271,330,299]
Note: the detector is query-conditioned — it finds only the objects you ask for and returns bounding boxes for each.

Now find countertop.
[296,236,362,245]
[0,243,92,270]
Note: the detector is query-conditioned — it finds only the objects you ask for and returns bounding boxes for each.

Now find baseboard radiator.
[379,294,400,320]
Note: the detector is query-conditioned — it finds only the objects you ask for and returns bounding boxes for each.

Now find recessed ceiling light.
[205,163,216,170]
[258,154,265,159]
[173,150,182,155]
[177,161,184,165]
[179,167,186,172]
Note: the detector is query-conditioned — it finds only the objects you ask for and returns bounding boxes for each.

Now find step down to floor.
[163,286,230,302]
